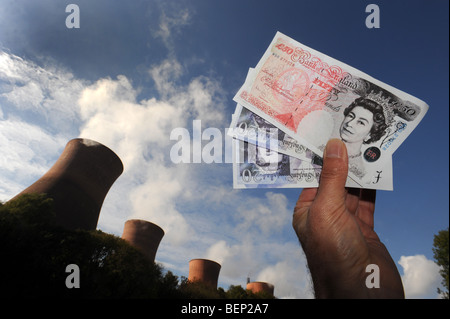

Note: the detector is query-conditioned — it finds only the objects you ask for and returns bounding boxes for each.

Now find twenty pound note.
[234,32,428,187]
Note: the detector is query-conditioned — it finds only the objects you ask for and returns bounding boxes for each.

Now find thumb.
[315,139,348,206]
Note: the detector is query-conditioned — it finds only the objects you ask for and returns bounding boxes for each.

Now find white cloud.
[207,238,254,279]
[0,3,313,298]
[0,48,230,276]
[3,81,44,109]
[0,51,83,201]
[128,165,194,245]
[77,55,227,249]
[0,119,66,201]
[149,59,183,99]
[148,58,226,126]
[0,51,29,82]
[1,48,312,299]
[153,8,191,53]
[399,255,442,298]
[0,51,85,135]
[205,235,313,298]
[256,256,314,299]
[202,191,313,298]
[235,192,291,236]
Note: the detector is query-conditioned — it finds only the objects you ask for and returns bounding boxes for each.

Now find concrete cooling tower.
[188,259,221,289]
[10,138,123,231]
[121,219,165,263]
[246,281,274,296]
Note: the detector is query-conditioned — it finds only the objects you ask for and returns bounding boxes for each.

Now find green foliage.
[433,228,449,299]
[225,285,249,299]
[225,285,275,299]
[0,194,275,299]
[178,278,224,299]
[178,281,275,299]
[159,271,185,299]
[0,194,174,298]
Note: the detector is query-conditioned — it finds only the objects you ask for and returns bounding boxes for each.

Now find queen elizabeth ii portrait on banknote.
[338,94,390,179]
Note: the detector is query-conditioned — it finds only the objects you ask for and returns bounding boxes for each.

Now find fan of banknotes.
[229,32,428,190]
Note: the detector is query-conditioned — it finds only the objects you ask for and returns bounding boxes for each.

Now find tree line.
[0,194,273,299]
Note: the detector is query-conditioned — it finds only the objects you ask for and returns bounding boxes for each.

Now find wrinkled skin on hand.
[292,139,404,299]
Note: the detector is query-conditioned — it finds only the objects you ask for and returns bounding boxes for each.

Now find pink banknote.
[234,32,428,186]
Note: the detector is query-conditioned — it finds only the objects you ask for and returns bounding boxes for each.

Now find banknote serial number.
[241,169,319,183]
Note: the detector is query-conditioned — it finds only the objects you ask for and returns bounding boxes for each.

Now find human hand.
[293,139,404,298]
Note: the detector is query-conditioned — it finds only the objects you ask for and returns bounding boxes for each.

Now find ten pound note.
[230,102,394,190]
[233,32,429,188]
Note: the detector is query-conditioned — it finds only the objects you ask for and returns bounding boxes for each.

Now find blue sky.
[0,0,448,298]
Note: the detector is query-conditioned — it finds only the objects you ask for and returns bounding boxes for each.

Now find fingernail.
[325,139,344,158]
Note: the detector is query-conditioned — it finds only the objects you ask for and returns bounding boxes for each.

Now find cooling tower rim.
[124,219,165,235]
[189,258,221,266]
[72,137,124,172]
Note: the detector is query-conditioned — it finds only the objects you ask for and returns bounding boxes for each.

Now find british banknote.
[229,68,315,160]
[233,32,428,187]
[230,102,309,160]
[232,138,393,190]
[229,101,394,190]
